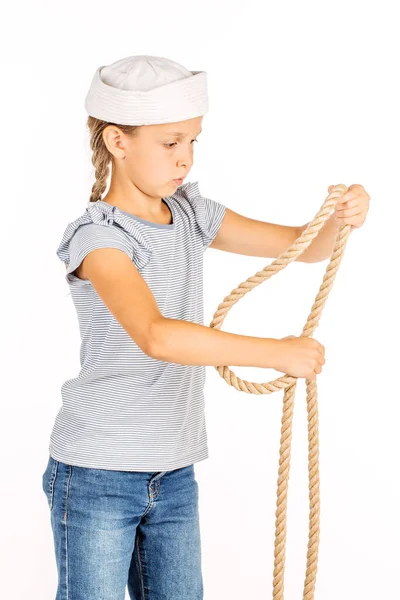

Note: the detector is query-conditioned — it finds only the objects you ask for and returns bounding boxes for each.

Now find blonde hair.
[87,116,140,203]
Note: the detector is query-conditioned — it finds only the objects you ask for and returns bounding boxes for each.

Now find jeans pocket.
[41,455,59,510]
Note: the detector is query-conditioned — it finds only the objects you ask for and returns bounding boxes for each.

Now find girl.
[41,55,327,600]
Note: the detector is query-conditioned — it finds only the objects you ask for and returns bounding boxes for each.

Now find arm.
[294,213,343,263]
[80,247,280,369]
[149,317,279,368]
[210,207,342,263]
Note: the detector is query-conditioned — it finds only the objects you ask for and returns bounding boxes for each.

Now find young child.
[41,55,327,600]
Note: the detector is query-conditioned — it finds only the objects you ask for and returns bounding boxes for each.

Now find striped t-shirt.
[49,181,227,472]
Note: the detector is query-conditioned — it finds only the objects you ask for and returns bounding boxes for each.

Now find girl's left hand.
[328,183,371,229]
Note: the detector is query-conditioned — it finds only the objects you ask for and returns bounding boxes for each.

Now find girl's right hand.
[273,335,326,380]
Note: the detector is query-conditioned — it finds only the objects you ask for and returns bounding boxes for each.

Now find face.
[111,116,203,198]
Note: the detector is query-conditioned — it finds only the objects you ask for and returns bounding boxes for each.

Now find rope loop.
[209,184,352,599]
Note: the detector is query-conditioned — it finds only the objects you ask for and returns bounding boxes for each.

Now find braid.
[86,116,139,203]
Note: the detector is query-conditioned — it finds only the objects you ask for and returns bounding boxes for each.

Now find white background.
[1,1,399,598]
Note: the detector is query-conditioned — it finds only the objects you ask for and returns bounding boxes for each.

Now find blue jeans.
[41,455,204,599]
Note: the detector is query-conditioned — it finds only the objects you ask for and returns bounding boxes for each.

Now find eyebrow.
[165,130,202,136]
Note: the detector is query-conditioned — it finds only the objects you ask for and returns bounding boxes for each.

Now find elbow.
[145,317,167,360]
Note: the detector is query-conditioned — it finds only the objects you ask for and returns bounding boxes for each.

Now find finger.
[335,213,364,226]
[335,198,359,211]
[335,209,363,221]
[335,207,363,218]
[340,191,362,204]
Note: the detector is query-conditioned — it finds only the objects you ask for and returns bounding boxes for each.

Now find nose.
[177,146,194,170]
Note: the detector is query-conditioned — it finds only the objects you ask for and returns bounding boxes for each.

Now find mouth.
[172,178,184,185]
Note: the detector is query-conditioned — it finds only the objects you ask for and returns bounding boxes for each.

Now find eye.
[164,139,199,149]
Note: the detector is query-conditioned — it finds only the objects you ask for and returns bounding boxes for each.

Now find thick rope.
[208,184,352,599]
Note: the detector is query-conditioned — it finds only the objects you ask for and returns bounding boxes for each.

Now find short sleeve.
[180,181,227,249]
[63,223,133,282]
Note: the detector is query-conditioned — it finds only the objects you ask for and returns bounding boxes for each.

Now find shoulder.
[57,219,136,282]
[70,223,133,279]
[71,221,132,247]
[67,222,134,263]
[172,181,227,248]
